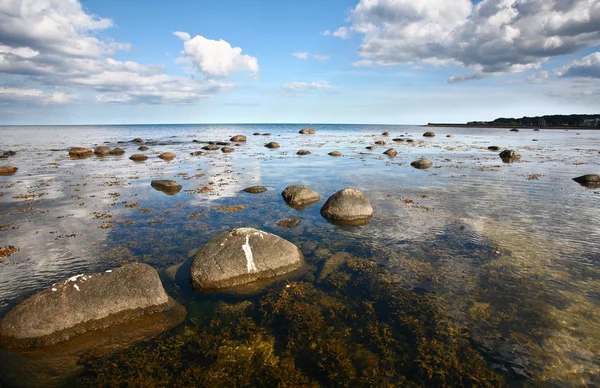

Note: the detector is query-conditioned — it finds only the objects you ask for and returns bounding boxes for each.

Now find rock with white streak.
[190,228,303,291]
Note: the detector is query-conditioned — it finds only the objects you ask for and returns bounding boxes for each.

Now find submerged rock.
[69,147,93,157]
[276,218,302,228]
[190,228,304,291]
[411,158,433,169]
[243,186,267,194]
[423,131,435,137]
[281,185,320,208]
[151,180,182,195]
[573,174,600,188]
[265,142,280,149]
[320,188,373,225]
[0,166,18,175]
[129,154,148,161]
[329,151,342,156]
[94,146,111,156]
[0,263,182,349]
[299,128,315,134]
[499,150,521,162]
[297,149,311,155]
[109,147,125,155]
[230,135,246,142]
[383,148,397,156]
[158,152,176,160]
[138,146,149,151]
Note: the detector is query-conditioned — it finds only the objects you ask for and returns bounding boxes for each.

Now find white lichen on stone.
[51,288,57,292]
[73,284,80,291]
[105,270,112,273]
[68,274,85,282]
[242,234,257,273]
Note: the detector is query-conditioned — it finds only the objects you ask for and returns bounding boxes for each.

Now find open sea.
[0,124,598,386]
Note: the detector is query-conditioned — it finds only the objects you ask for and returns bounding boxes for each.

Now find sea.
[0,124,598,386]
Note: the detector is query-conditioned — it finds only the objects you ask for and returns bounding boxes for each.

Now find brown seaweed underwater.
[75,257,504,387]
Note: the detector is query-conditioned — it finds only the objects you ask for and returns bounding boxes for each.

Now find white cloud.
[325,26,351,39]
[175,32,258,78]
[314,54,330,61]
[556,52,600,78]
[281,81,331,93]
[0,87,73,105]
[526,71,549,84]
[332,0,600,81]
[292,52,309,60]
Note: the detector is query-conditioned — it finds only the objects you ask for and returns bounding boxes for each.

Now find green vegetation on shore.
[429,114,600,128]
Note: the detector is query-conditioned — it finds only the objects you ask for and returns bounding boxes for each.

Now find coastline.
[426,123,599,130]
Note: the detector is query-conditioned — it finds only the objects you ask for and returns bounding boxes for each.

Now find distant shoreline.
[426,123,598,130]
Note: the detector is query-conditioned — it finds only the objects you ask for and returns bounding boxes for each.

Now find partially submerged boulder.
[138,146,149,151]
[69,147,93,158]
[129,154,148,161]
[276,218,302,228]
[383,148,397,156]
[158,152,176,160]
[320,188,373,225]
[151,180,182,195]
[499,150,521,162]
[297,149,311,155]
[109,147,125,155]
[202,145,220,151]
[132,138,143,143]
[329,151,342,157]
[510,128,519,132]
[382,132,390,136]
[299,128,315,134]
[94,146,111,156]
[0,166,17,175]
[230,135,246,142]
[423,131,435,137]
[0,263,183,348]
[281,185,320,208]
[411,158,433,169]
[573,174,600,188]
[265,142,280,149]
[190,228,304,291]
[221,147,235,153]
[487,146,501,151]
[243,186,267,194]
[374,140,385,145]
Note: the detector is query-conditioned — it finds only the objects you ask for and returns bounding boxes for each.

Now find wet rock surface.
[94,146,111,156]
[137,146,149,151]
[423,131,436,137]
[411,158,433,169]
[242,186,267,194]
[281,185,320,207]
[265,142,280,149]
[383,148,397,156]
[69,147,93,157]
[109,147,125,155]
[202,145,220,151]
[329,151,342,156]
[158,152,176,160]
[0,263,181,348]
[221,147,235,153]
[190,228,304,291]
[296,149,311,155]
[0,166,18,175]
[129,154,148,161]
[276,218,302,228]
[320,188,373,225]
[151,180,182,195]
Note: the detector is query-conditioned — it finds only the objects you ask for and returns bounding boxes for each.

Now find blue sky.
[0,0,599,125]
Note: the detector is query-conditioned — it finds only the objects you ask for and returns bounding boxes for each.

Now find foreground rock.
[151,180,182,195]
[69,147,93,157]
[411,158,433,169]
[423,131,435,137]
[299,128,315,134]
[243,186,267,194]
[129,154,148,161]
[230,135,246,142]
[282,185,320,208]
[499,150,521,162]
[0,263,182,349]
[573,174,600,188]
[158,152,176,160]
[265,142,280,148]
[94,146,111,156]
[320,188,373,225]
[0,166,17,175]
[297,149,311,155]
[190,228,304,291]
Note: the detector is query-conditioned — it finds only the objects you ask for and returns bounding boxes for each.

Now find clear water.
[0,124,599,385]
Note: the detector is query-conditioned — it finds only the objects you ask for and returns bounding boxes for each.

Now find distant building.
[582,118,600,127]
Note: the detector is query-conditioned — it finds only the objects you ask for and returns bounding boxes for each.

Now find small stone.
[499,150,521,162]
[392,138,405,142]
[510,128,519,132]
[190,151,204,156]
[382,132,390,136]
[487,146,501,151]
[265,142,280,148]
[0,166,17,175]
[216,142,231,146]
[129,154,148,161]
[230,135,246,142]
[94,146,111,156]
[281,185,320,207]
[132,138,143,143]
[262,133,271,136]
[446,134,454,138]
[243,186,267,194]
[366,146,374,150]
[253,132,260,136]
[158,152,176,160]
[109,147,125,155]
[299,128,315,134]
[297,149,311,155]
[202,145,220,151]
[2,151,16,156]
[69,147,93,157]
[423,131,435,137]
[276,218,301,228]
[329,151,342,156]
[221,147,235,153]
[138,146,149,151]
[411,158,433,169]
[383,148,397,156]
[374,140,385,145]
[151,180,182,195]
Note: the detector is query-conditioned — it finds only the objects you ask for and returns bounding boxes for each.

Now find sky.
[0,0,599,125]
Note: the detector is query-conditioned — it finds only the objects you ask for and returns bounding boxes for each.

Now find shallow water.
[0,124,599,386]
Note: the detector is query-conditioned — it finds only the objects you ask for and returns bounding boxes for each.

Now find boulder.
[276,218,302,228]
[383,148,397,156]
[262,133,271,136]
[190,228,304,291]
[202,145,220,151]
[109,147,125,155]
[374,140,385,145]
[297,149,311,155]
[129,154,148,161]
[406,139,414,143]
[0,166,17,175]
[487,146,501,151]
[243,186,267,194]
[132,138,143,143]
[510,128,519,132]
[94,146,111,156]
[329,151,342,156]
[366,146,374,150]
[423,131,435,137]
[151,180,182,195]
[265,142,280,149]
[221,147,235,153]
[382,132,390,136]
[158,152,176,160]
[499,150,521,162]
[253,132,260,136]
[320,188,373,225]
[281,185,320,207]
[392,138,405,142]
[299,128,315,134]
[68,147,93,157]
[230,135,246,142]
[573,174,600,188]
[216,142,231,146]
[411,158,433,169]
[138,146,149,151]
[0,263,182,348]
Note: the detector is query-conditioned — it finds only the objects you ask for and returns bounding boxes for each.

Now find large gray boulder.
[0,263,182,348]
[281,185,320,208]
[573,174,600,188]
[320,188,373,225]
[191,228,303,291]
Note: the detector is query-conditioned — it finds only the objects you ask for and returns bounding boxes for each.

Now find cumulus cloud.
[281,81,331,93]
[292,52,309,60]
[526,71,549,84]
[556,52,600,78]
[331,0,600,81]
[175,31,259,78]
[323,27,351,39]
[0,1,253,106]
[314,54,330,61]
